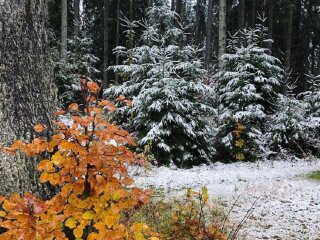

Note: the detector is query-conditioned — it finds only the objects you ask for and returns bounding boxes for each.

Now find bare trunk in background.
[73,0,80,36]
[115,0,121,83]
[204,0,213,69]
[0,0,57,199]
[238,0,245,30]
[103,0,109,88]
[267,0,274,51]
[195,0,201,46]
[171,0,175,11]
[176,0,182,20]
[286,3,293,68]
[61,0,67,59]
[218,0,226,70]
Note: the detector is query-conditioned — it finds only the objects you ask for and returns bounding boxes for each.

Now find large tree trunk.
[61,0,68,59]
[204,0,213,69]
[218,0,227,70]
[73,0,80,36]
[103,0,109,88]
[0,0,57,198]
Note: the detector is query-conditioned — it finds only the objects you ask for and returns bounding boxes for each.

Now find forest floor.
[132,159,320,240]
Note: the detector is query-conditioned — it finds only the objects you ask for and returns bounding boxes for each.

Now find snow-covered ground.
[132,160,320,240]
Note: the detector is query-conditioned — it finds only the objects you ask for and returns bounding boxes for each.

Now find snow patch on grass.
[132,160,320,239]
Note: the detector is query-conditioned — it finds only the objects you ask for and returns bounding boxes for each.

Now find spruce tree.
[105,0,215,167]
[216,21,283,161]
[53,37,100,106]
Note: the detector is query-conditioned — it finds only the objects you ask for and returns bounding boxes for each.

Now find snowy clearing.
[132,160,320,240]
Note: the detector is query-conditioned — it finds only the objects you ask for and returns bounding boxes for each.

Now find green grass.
[306,171,320,181]
[127,197,229,239]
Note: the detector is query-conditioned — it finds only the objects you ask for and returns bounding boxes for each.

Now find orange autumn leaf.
[87,81,100,94]
[34,124,47,133]
[115,95,126,102]
[122,177,134,186]
[99,100,116,112]
[0,79,157,240]
[69,103,79,111]
[53,109,66,117]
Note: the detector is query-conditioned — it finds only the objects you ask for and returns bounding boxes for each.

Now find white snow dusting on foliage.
[132,160,320,239]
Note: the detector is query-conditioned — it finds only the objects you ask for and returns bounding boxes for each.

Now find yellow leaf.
[103,215,119,228]
[202,186,208,203]
[73,226,83,239]
[65,217,77,229]
[88,232,100,240]
[186,188,192,198]
[82,210,95,220]
[112,191,121,201]
[0,211,6,217]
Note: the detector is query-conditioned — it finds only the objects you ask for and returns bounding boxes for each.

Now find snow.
[132,160,320,239]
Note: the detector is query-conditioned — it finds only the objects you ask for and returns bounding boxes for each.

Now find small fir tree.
[300,74,320,155]
[105,0,215,167]
[216,21,283,161]
[53,36,100,106]
[267,94,307,155]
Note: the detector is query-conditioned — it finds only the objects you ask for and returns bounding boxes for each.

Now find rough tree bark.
[0,0,57,198]
[103,0,109,88]
[61,0,68,59]
[204,0,213,69]
[218,0,227,70]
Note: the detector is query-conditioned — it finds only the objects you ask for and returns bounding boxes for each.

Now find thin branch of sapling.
[221,194,240,233]
[229,197,259,240]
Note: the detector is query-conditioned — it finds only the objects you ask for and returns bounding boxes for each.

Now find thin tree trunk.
[0,0,57,198]
[73,0,80,36]
[61,0,68,59]
[267,0,274,51]
[204,0,213,69]
[285,3,293,68]
[129,0,134,49]
[317,51,320,75]
[103,0,109,88]
[171,0,175,11]
[115,0,120,84]
[218,0,227,70]
[250,0,255,27]
[195,0,201,46]
[148,0,153,8]
[238,0,245,30]
[176,0,182,19]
